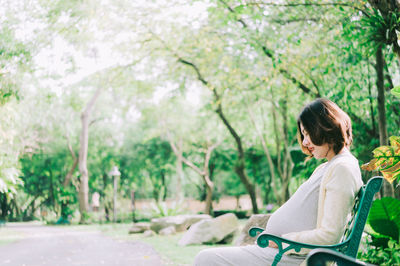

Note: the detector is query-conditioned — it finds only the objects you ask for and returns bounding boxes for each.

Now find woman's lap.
[194,245,304,266]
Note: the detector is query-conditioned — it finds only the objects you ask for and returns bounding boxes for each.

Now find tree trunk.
[376,46,388,146]
[63,137,78,187]
[280,92,294,202]
[175,140,184,201]
[375,46,395,198]
[213,96,258,213]
[161,170,167,201]
[367,64,377,137]
[0,194,8,220]
[234,159,258,214]
[177,58,258,213]
[247,102,280,204]
[203,144,217,215]
[269,89,294,204]
[204,176,214,215]
[78,87,102,223]
[168,136,217,215]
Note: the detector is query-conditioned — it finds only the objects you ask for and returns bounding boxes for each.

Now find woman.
[194,98,363,266]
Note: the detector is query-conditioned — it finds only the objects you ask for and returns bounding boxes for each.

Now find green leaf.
[392,86,400,98]
[368,197,400,242]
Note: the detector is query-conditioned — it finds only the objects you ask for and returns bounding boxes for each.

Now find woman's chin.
[313,153,322,159]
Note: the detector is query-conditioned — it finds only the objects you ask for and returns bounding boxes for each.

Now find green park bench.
[249,176,383,266]
[305,248,374,266]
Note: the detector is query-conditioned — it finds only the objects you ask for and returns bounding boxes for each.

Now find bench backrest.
[339,176,383,258]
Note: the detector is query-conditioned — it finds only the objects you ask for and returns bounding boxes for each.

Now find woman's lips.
[308,147,314,153]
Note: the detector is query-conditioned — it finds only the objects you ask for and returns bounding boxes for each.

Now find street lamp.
[109,166,121,223]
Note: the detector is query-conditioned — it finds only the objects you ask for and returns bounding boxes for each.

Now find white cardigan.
[282,154,363,254]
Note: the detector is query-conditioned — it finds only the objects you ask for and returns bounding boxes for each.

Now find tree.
[78,87,102,222]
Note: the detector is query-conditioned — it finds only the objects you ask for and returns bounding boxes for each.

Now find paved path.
[0,223,164,266]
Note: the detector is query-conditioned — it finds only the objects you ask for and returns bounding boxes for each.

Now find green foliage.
[360,197,400,265]
[368,197,400,243]
[0,167,22,195]
[18,147,79,221]
[392,86,400,98]
[0,26,31,105]
[120,137,175,201]
[150,200,185,218]
[78,211,91,225]
[359,237,400,266]
[59,187,77,223]
[213,209,247,219]
[20,153,63,210]
[360,9,400,49]
[2,0,400,222]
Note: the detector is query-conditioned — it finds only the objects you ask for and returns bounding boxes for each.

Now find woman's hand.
[268,241,278,248]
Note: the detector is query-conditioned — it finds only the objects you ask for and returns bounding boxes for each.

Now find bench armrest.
[248,227,347,266]
[248,227,264,237]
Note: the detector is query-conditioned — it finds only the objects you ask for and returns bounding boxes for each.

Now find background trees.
[0,0,399,222]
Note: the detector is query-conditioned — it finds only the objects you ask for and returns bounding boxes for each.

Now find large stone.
[159,226,176,236]
[129,222,151,234]
[150,214,211,233]
[234,214,271,246]
[178,213,239,246]
[143,230,156,237]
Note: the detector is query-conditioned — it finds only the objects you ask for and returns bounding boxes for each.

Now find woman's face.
[300,123,335,160]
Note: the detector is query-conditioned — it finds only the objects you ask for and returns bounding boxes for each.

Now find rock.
[234,214,271,246]
[129,222,151,234]
[178,213,239,246]
[143,230,156,237]
[159,226,176,236]
[150,214,211,233]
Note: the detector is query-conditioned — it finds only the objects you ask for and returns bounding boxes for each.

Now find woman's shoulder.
[329,150,359,169]
[323,151,363,187]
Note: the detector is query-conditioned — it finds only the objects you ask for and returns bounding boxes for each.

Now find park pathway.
[0,222,164,266]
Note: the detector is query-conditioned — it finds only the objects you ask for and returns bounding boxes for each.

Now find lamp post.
[109,166,121,223]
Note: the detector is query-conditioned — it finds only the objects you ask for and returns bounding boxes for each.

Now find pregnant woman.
[194,98,363,266]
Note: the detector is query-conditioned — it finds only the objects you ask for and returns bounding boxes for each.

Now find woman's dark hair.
[297,98,352,157]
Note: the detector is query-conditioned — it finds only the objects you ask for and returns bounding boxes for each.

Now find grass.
[0,219,248,265]
[130,232,223,265]
[97,221,246,265]
[0,225,26,246]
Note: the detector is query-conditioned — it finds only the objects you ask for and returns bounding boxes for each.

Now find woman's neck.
[327,147,347,161]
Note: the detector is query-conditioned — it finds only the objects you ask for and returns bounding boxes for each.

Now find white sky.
[29,1,210,105]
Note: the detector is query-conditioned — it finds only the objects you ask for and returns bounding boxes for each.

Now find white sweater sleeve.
[281,163,361,245]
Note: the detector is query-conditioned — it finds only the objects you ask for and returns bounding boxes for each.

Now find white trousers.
[194,245,305,266]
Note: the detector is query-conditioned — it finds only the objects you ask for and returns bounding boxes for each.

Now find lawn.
[97,221,246,265]
[0,224,26,246]
[0,220,246,265]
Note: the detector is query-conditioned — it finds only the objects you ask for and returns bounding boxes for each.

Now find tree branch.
[219,0,319,97]
[219,0,248,28]
[240,1,370,17]
[63,135,78,187]
[177,58,209,86]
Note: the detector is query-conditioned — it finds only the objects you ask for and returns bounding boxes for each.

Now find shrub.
[359,237,400,265]
[213,210,248,219]
[150,200,185,218]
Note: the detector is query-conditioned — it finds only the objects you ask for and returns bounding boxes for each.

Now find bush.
[359,237,400,265]
[213,210,248,219]
[150,200,185,218]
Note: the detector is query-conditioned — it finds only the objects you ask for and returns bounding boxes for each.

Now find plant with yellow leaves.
[361,136,400,184]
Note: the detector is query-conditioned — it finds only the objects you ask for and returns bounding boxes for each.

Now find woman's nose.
[303,136,309,146]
